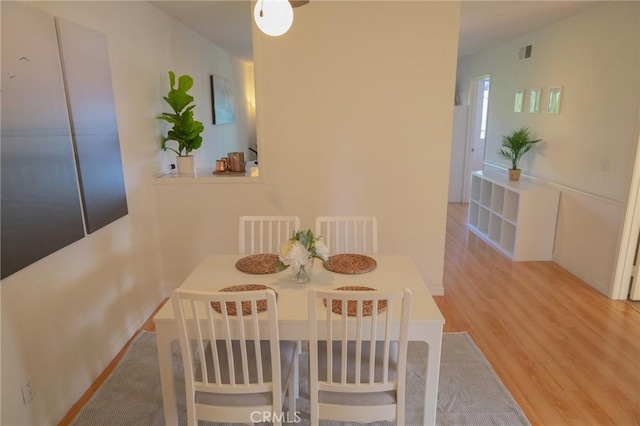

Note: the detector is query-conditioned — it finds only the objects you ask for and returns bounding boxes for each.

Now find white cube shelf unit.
[467,170,560,261]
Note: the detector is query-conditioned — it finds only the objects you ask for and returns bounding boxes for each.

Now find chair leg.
[294,340,301,398]
[185,392,196,426]
[288,361,297,420]
[397,405,405,426]
[397,390,405,426]
[186,404,196,426]
[309,392,319,426]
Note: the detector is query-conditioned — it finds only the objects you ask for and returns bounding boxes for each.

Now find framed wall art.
[514,90,524,112]
[529,88,541,113]
[548,87,562,114]
[210,75,235,124]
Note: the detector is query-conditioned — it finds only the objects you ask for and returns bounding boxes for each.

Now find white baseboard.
[428,285,445,296]
[555,261,610,297]
[52,291,165,424]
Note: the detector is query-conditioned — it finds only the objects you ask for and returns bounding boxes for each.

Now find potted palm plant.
[498,126,541,181]
[157,71,204,175]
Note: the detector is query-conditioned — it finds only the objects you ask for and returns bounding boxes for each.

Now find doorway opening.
[462,75,490,202]
[612,132,640,301]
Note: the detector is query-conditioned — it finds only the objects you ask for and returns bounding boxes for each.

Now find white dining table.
[153,254,445,425]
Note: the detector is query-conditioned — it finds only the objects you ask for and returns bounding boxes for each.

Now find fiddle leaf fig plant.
[157,71,204,156]
[498,126,541,170]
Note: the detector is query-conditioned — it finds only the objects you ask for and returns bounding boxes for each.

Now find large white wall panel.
[554,191,624,295]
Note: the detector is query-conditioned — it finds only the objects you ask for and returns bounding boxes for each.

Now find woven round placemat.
[235,254,283,274]
[211,284,277,315]
[323,286,387,316]
[323,254,377,274]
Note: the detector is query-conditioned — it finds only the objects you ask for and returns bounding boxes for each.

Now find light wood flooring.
[435,203,640,426]
[60,203,640,425]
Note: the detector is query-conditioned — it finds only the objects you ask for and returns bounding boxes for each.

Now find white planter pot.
[176,155,195,175]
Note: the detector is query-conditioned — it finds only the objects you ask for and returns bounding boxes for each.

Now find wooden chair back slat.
[315,216,378,254]
[239,216,300,255]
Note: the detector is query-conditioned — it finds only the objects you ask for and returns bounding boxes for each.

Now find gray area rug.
[72,332,529,426]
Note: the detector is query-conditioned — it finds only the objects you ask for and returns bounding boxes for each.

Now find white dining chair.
[239,216,300,255]
[315,216,378,254]
[172,288,297,426]
[307,288,412,425]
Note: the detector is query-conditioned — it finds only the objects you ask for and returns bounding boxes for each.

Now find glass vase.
[292,258,314,283]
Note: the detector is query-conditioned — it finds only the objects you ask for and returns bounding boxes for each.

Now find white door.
[448,106,469,202]
[629,233,640,300]
[470,78,489,172]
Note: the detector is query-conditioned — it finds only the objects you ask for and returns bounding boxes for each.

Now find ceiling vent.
[518,45,532,60]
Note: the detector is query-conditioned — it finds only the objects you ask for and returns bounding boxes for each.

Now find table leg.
[422,329,443,426]
[156,327,178,426]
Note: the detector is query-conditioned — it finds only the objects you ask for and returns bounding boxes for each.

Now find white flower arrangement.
[279,229,329,266]
[279,230,329,282]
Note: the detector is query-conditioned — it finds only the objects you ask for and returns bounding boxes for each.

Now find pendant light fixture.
[254,0,294,37]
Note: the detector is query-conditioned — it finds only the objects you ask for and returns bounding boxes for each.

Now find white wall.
[154,1,461,296]
[456,2,640,295]
[0,2,251,424]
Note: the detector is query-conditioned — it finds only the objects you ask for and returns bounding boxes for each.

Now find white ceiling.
[150,1,606,61]
[150,1,254,60]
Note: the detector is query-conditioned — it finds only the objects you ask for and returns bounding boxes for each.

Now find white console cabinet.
[467,170,560,261]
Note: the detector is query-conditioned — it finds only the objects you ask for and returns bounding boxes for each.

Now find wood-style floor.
[60,203,640,425]
[435,203,640,426]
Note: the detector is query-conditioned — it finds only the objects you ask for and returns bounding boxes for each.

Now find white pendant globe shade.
[254,0,294,37]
